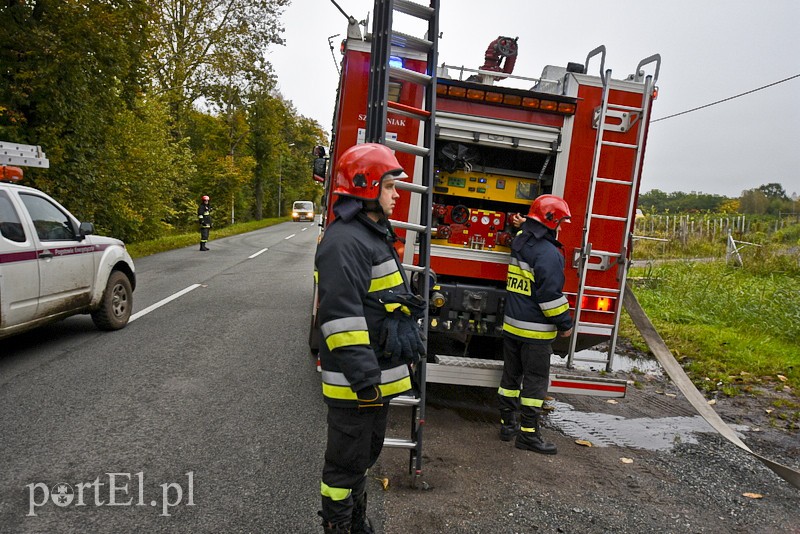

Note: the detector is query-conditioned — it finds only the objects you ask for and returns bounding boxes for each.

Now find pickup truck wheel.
[91,271,133,331]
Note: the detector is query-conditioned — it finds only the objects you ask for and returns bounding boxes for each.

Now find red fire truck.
[311,12,660,398]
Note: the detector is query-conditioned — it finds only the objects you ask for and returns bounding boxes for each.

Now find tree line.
[639,183,799,216]
[1,0,326,243]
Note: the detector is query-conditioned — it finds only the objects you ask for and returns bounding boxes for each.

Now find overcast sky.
[268,0,800,198]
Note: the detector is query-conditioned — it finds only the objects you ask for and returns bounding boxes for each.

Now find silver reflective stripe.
[321,370,350,386]
[372,259,398,278]
[540,296,568,310]
[321,364,409,387]
[509,257,533,274]
[320,316,368,337]
[503,315,557,332]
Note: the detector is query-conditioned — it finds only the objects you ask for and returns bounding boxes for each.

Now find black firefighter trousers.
[321,403,389,524]
[498,337,553,426]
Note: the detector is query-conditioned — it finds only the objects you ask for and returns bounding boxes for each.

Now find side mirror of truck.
[79,221,95,239]
[313,157,327,183]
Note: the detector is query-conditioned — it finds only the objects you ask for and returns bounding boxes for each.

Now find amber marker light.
[521,97,540,109]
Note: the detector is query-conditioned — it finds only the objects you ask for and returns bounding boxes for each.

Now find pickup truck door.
[0,190,40,327]
[19,192,94,315]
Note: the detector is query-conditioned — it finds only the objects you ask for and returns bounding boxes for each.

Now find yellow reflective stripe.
[322,377,412,400]
[502,322,557,340]
[520,426,537,433]
[508,263,534,280]
[369,271,404,292]
[381,376,412,397]
[321,481,351,501]
[314,270,318,283]
[325,330,370,351]
[497,387,520,398]
[521,397,544,407]
[542,302,569,317]
[322,383,358,400]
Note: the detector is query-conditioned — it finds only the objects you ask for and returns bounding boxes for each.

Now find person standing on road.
[498,194,574,454]
[315,143,426,533]
[197,195,212,251]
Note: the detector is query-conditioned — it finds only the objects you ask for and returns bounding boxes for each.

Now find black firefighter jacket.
[502,219,574,344]
[315,211,413,408]
[197,204,212,227]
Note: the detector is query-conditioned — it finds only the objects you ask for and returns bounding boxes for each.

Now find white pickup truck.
[0,180,136,340]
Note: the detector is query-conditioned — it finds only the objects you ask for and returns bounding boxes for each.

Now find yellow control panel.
[433,170,539,206]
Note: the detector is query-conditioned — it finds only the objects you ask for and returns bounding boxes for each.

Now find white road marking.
[284,234,296,240]
[130,284,202,322]
[249,248,269,259]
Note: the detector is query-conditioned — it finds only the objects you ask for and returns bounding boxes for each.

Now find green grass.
[125,217,291,259]
[621,252,800,427]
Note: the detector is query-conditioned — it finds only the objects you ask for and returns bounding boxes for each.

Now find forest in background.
[2,2,798,245]
[1,0,326,243]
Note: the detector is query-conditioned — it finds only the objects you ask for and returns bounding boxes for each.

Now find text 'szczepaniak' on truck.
[310,5,660,399]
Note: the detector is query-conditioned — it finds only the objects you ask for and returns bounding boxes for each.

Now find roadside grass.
[621,254,799,428]
[125,217,290,259]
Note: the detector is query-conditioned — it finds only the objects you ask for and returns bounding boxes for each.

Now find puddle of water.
[544,400,749,451]
[551,349,663,377]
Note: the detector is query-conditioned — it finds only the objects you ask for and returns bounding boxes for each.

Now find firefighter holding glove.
[498,194,574,455]
[381,293,427,365]
[315,143,418,533]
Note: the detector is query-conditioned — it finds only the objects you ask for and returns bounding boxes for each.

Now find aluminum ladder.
[567,47,660,371]
[364,0,439,487]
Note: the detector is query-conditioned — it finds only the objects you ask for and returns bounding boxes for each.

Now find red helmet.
[202,195,209,201]
[527,194,571,229]
[333,143,408,200]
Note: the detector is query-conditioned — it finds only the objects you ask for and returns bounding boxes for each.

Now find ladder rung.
[607,103,643,113]
[590,213,628,222]
[385,138,430,157]
[387,100,431,121]
[596,177,633,186]
[583,285,621,294]
[395,180,430,194]
[391,30,432,54]
[394,0,435,21]
[571,356,611,364]
[390,395,421,407]
[389,66,432,86]
[601,140,638,150]
[389,219,427,233]
[577,321,614,330]
[384,438,418,449]
[402,263,426,273]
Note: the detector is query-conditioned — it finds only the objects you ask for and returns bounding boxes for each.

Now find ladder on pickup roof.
[364,0,439,486]
[567,46,660,372]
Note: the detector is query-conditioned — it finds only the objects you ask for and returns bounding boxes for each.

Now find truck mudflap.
[426,354,627,397]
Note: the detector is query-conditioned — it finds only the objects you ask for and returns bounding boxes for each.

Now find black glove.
[382,311,426,364]
[356,385,383,409]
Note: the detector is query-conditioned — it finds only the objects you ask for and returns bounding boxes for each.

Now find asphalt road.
[0,220,336,533]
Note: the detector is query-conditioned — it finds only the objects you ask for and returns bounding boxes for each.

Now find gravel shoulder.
[370,365,799,534]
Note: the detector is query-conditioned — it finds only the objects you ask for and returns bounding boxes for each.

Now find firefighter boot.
[515,415,557,455]
[319,512,351,533]
[499,410,519,442]
[351,491,374,534]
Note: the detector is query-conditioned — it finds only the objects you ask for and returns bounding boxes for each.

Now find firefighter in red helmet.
[197,195,212,251]
[498,194,573,454]
[315,143,425,533]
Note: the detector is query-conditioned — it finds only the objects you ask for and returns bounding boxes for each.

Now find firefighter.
[197,195,212,251]
[498,194,574,454]
[315,143,425,533]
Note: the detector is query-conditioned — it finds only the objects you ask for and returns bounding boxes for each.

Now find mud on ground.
[371,364,799,534]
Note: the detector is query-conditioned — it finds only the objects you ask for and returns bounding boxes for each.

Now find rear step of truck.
[425,354,627,397]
